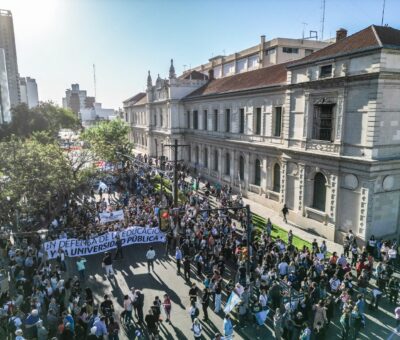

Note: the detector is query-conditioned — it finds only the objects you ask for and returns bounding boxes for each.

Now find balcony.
[266,190,280,202]
[305,206,328,225]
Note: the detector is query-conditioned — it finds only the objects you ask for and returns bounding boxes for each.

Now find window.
[273,164,281,192]
[305,49,314,56]
[195,146,199,164]
[225,153,230,175]
[160,113,163,127]
[254,159,261,186]
[265,48,276,55]
[214,109,218,131]
[203,110,208,130]
[255,107,262,135]
[187,111,190,128]
[239,108,245,134]
[213,150,219,171]
[313,172,327,211]
[154,114,157,126]
[225,109,231,133]
[283,47,299,54]
[239,156,245,181]
[204,148,208,168]
[320,65,332,78]
[273,107,282,137]
[193,111,198,130]
[312,104,334,141]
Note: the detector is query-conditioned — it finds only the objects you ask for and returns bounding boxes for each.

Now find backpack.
[194,307,200,317]
[8,317,17,334]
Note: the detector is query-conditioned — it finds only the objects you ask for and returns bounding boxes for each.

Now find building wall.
[0,47,11,123]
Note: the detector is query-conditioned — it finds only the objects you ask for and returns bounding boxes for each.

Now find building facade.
[62,83,88,114]
[20,77,39,108]
[124,26,400,242]
[0,9,20,107]
[0,47,11,124]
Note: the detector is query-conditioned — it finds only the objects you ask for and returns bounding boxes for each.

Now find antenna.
[93,64,97,100]
[321,0,326,40]
[302,22,308,40]
[381,0,386,26]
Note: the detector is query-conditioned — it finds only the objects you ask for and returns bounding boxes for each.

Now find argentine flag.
[224,292,241,314]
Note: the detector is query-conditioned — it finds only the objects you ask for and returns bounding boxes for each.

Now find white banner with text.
[99,209,125,224]
[44,227,165,259]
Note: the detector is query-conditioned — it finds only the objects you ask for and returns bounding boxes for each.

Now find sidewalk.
[241,195,343,255]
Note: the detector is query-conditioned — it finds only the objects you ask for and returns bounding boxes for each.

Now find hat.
[15,329,23,335]
[31,309,38,316]
[90,326,97,334]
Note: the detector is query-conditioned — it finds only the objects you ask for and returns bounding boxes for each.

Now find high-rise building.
[0,47,11,124]
[0,9,20,107]
[62,84,87,114]
[20,77,39,108]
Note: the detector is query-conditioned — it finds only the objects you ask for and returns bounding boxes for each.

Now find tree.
[0,102,81,140]
[81,119,132,163]
[0,137,75,230]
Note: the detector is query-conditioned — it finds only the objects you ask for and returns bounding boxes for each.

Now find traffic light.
[159,208,170,232]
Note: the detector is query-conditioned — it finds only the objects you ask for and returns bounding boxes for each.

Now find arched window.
[313,172,327,211]
[273,163,281,192]
[204,148,208,168]
[214,150,219,171]
[195,146,199,165]
[239,156,245,181]
[225,153,230,175]
[254,159,261,186]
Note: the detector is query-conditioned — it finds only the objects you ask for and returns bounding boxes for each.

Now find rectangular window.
[193,110,198,130]
[239,108,245,134]
[273,107,282,137]
[265,48,276,55]
[187,111,190,128]
[255,107,262,135]
[313,104,334,141]
[320,65,332,78]
[214,109,218,132]
[283,47,299,54]
[203,110,208,130]
[305,49,314,56]
[225,109,230,133]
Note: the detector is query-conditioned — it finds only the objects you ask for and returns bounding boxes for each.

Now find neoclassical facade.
[124,26,400,242]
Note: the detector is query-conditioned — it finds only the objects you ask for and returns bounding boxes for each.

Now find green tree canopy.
[81,119,132,163]
[0,102,81,140]
[0,137,75,230]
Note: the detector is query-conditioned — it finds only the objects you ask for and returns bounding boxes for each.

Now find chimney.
[336,28,347,41]
[260,35,266,46]
[208,68,214,80]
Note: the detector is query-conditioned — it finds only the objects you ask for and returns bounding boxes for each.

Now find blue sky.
[2,0,399,109]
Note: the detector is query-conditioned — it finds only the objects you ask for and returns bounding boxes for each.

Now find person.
[350,306,363,340]
[94,316,108,338]
[282,204,289,223]
[265,218,272,237]
[340,308,351,340]
[108,316,120,340]
[114,236,123,260]
[189,283,199,303]
[36,320,49,340]
[162,294,172,323]
[395,306,400,331]
[389,277,400,304]
[76,257,87,282]
[88,326,99,340]
[191,318,202,339]
[145,309,158,340]
[175,247,183,274]
[189,301,200,322]
[184,256,192,282]
[102,252,115,277]
[134,289,145,323]
[223,314,234,338]
[313,301,328,330]
[273,308,283,340]
[201,288,210,321]
[123,294,133,324]
[146,246,156,273]
[101,295,114,324]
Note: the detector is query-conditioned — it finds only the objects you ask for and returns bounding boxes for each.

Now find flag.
[224,292,241,314]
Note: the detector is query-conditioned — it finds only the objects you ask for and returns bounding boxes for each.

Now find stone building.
[124,26,400,242]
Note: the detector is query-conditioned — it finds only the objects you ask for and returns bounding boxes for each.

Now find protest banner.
[99,209,124,223]
[44,226,165,259]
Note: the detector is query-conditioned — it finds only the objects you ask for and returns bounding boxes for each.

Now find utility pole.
[163,139,188,206]
[381,0,386,26]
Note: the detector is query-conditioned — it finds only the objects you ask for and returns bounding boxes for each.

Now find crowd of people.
[0,153,399,340]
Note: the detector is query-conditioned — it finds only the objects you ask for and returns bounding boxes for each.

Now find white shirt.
[146,249,156,260]
[389,248,397,259]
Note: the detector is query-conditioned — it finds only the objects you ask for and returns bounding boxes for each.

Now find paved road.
[65,241,400,340]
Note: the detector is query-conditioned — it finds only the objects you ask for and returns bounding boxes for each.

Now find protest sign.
[99,209,124,223]
[44,226,165,259]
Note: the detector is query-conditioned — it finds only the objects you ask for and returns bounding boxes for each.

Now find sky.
[1,0,399,109]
